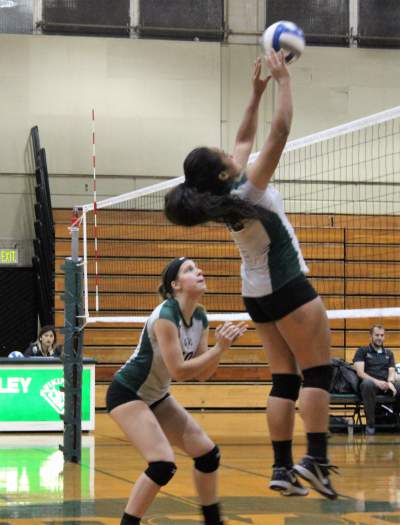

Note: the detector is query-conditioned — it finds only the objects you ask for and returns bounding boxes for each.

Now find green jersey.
[115,298,208,405]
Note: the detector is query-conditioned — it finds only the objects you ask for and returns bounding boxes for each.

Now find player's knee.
[270,374,301,401]
[194,445,220,473]
[145,461,177,486]
[302,364,333,393]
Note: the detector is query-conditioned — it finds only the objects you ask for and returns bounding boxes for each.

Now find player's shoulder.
[193,304,208,328]
[156,298,180,327]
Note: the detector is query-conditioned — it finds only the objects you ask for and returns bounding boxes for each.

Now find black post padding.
[61,257,84,463]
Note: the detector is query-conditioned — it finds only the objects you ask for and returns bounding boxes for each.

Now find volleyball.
[261,21,305,64]
[8,351,24,359]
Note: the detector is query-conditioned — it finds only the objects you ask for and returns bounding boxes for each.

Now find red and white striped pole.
[69,206,80,262]
[92,108,99,311]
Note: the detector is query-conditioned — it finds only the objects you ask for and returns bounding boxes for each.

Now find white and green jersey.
[230,174,309,297]
[115,298,208,405]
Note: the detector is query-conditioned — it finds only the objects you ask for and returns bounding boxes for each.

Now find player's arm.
[191,329,221,381]
[246,50,292,191]
[232,58,270,170]
[194,322,246,381]
[154,319,246,381]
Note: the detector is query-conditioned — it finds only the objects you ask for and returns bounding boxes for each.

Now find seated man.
[353,324,400,435]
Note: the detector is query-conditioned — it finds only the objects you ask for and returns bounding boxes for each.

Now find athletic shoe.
[269,466,309,496]
[293,456,338,500]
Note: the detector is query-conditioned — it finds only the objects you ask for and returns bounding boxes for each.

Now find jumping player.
[165,51,338,499]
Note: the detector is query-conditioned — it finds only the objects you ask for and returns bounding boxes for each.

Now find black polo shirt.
[353,344,395,381]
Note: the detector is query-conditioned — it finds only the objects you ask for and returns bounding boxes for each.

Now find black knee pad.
[302,364,333,393]
[194,445,220,473]
[145,461,177,486]
[270,374,301,401]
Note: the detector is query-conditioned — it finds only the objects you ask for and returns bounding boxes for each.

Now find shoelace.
[273,467,301,484]
[319,463,339,476]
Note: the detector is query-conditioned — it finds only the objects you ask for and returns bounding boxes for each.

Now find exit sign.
[0,248,18,265]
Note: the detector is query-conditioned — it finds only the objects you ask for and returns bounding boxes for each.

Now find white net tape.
[79,106,400,324]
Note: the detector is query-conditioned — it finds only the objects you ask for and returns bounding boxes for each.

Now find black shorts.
[243,273,318,323]
[106,379,170,412]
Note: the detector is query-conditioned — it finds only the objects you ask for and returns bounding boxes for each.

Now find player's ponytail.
[165,183,259,228]
[164,146,262,228]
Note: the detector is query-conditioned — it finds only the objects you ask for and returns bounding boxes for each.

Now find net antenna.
[78,105,400,324]
[91,108,100,312]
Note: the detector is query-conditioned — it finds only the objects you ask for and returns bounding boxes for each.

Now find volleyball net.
[78,105,400,324]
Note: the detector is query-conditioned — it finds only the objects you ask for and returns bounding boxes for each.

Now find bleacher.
[54,208,400,411]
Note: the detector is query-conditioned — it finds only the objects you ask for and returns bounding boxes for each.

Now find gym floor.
[1,411,400,524]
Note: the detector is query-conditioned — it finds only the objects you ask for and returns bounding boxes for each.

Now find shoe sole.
[293,465,337,500]
[269,480,309,497]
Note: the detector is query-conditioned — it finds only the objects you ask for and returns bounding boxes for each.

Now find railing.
[30,126,55,326]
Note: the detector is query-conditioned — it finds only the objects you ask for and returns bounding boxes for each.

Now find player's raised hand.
[265,49,289,83]
[252,56,271,97]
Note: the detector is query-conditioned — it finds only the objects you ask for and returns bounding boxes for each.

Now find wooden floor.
[1,411,400,524]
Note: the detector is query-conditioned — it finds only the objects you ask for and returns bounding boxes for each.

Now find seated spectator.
[353,324,400,435]
[24,326,62,358]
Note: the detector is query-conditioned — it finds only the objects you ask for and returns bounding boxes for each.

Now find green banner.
[0,367,92,424]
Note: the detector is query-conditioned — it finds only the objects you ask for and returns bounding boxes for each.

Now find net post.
[60,208,84,463]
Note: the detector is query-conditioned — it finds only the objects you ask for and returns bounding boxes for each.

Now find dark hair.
[183,147,231,195]
[165,146,261,228]
[158,257,188,299]
[39,325,57,344]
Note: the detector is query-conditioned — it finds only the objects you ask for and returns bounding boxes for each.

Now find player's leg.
[275,296,338,499]
[153,395,224,525]
[254,321,308,496]
[109,397,176,523]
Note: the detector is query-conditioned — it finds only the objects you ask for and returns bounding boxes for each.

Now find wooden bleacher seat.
[53,209,400,411]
